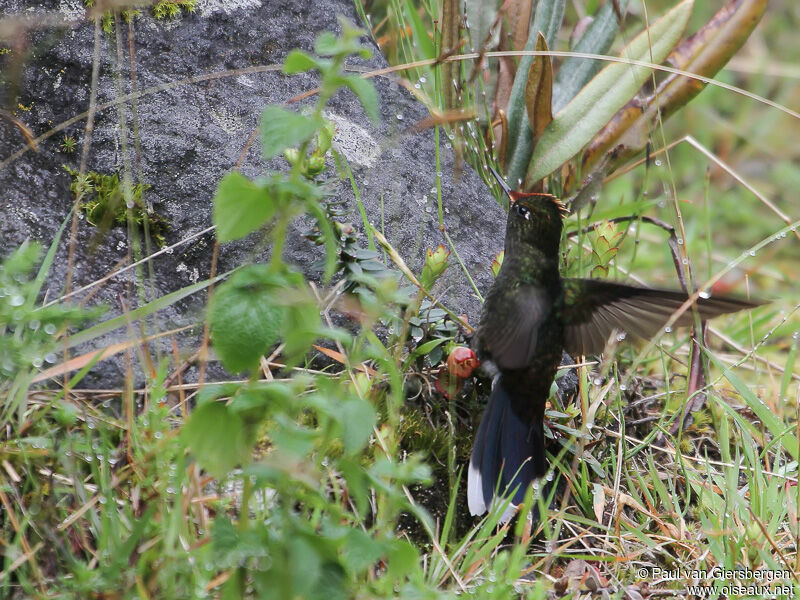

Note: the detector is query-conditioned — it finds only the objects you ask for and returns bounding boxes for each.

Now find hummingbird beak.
[488,165,515,203]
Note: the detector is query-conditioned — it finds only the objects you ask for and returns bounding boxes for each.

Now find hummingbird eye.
[515,204,531,220]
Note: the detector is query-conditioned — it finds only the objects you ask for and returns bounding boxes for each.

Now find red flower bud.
[447,346,480,378]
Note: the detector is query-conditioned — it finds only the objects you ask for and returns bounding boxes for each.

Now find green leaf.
[386,539,419,580]
[407,337,449,364]
[314,31,339,56]
[526,0,693,184]
[209,265,285,373]
[340,529,383,573]
[213,172,275,242]
[63,272,229,350]
[339,397,376,454]
[706,349,799,461]
[463,0,496,54]
[28,209,72,309]
[261,106,320,160]
[288,537,322,595]
[183,401,251,479]
[281,290,322,365]
[505,0,567,185]
[340,75,379,123]
[403,0,435,59]
[282,49,319,74]
[552,0,630,112]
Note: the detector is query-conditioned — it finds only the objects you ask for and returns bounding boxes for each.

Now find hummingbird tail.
[467,377,547,523]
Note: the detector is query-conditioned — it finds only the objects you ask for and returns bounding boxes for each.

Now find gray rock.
[0,0,506,387]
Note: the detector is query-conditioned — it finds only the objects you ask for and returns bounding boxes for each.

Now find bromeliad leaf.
[582,0,767,175]
[551,0,630,112]
[524,33,554,142]
[262,106,321,160]
[526,0,694,185]
[213,172,274,242]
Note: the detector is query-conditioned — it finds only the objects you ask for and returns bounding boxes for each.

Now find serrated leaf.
[526,0,694,185]
[340,75,379,123]
[339,397,376,453]
[386,539,419,580]
[341,529,383,573]
[213,172,274,242]
[314,31,339,55]
[282,49,319,74]
[209,265,285,373]
[261,106,320,160]
[183,402,250,479]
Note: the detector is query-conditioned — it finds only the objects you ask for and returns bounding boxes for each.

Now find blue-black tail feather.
[467,376,547,520]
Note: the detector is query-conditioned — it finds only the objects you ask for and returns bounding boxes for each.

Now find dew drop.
[32,357,43,368]
[29,320,40,330]
[616,332,627,341]
[419,76,427,83]
[619,384,627,391]
[654,159,663,167]
[396,113,404,121]
[593,377,602,386]
[664,326,672,333]
[44,323,57,335]
[9,295,24,307]
[748,250,756,257]
[98,496,107,505]
[699,291,710,299]
[676,237,683,245]
[154,431,163,439]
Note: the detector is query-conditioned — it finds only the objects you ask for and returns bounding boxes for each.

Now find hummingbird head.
[488,166,568,258]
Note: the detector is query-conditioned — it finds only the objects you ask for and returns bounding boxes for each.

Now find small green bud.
[420,244,450,288]
[306,155,326,176]
[283,148,300,166]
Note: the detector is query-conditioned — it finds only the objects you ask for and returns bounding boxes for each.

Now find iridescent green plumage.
[467,171,763,520]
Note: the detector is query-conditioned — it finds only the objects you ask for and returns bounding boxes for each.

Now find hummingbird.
[467,167,763,520]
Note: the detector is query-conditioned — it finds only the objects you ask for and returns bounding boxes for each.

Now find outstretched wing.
[561,279,763,356]
[478,285,550,370]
